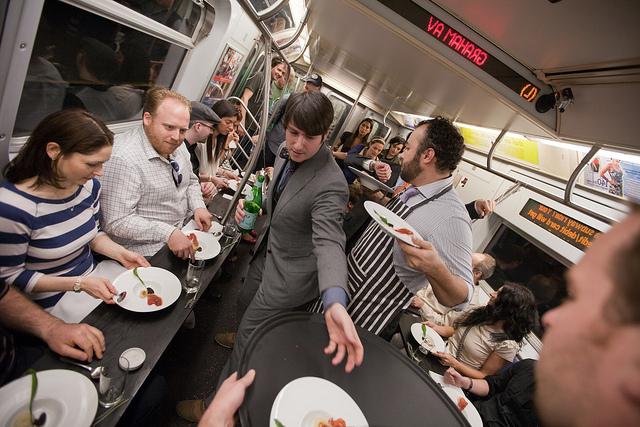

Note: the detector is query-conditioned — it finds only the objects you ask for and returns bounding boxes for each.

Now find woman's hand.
[443,367,467,388]
[422,320,448,337]
[118,249,150,269]
[81,276,117,303]
[411,296,424,308]
[212,176,229,190]
[433,351,460,369]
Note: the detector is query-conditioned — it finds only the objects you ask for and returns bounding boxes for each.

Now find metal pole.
[564,145,601,203]
[332,79,368,149]
[221,45,272,224]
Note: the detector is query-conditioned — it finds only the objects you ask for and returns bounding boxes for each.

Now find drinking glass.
[184,258,205,294]
[220,224,240,248]
[98,356,128,408]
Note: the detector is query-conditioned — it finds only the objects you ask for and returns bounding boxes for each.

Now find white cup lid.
[119,347,146,371]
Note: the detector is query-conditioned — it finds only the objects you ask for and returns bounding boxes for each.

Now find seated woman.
[0,109,149,309]
[196,99,241,195]
[332,118,373,167]
[342,138,386,184]
[429,283,538,379]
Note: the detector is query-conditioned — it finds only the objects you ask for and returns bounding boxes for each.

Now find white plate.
[364,201,421,247]
[429,372,483,427]
[0,369,98,427]
[227,180,251,196]
[410,322,446,353]
[269,377,368,427]
[348,167,393,193]
[186,230,221,260]
[112,267,181,312]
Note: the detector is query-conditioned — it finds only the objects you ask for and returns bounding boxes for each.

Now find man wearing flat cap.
[101,87,212,260]
[183,102,220,202]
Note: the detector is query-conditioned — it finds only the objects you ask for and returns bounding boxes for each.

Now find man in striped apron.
[345,117,474,337]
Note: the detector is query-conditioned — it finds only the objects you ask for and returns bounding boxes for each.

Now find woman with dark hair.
[0,109,149,309]
[196,99,241,192]
[428,283,539,379]
[332,118,373,164]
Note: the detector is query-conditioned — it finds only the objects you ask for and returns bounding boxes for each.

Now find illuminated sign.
[519,199,602,252]
[378,0,541,103]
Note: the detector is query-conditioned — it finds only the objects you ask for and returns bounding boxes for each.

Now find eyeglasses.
[197,122,215,133]
[169,158,183,187]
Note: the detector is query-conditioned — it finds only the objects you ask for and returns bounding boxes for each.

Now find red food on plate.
[394,227,414,235]
[147,294,163,306]
[187,233,202,252]
[316,419,346,427]
[457,396,468,412]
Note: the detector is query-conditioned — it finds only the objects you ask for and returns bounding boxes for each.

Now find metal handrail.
[276,9,310,50]
[255,0,290,22]
[564,145,600,204]
[227,96,261,132]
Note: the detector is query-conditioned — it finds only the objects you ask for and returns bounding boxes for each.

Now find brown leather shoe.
[214,332,236,349]
[176,399,205,422]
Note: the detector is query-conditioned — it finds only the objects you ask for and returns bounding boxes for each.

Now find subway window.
[112,0,202,37]
[13,0,187,135]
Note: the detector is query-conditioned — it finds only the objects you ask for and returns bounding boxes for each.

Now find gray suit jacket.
[254,142,349,308]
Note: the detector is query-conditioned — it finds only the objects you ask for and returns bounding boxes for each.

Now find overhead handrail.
[255,0,290,23]
[276,10,310,50]
[227,96,261,132]
[564,145,601,204]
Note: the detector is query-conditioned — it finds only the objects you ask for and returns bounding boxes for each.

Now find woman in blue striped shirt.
[0,109,149,309]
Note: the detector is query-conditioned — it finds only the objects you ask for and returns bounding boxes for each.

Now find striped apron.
[346,185,453,335]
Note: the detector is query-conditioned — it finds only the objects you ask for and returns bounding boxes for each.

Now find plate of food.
[428,372,483,427]
[363,201,420,247]
[270,377,368,427]
[186,230,221,260]
[410,322,446,353]
[112,267,181,312]
[227,179,251,196]
[0,369,98,427]
[348,167,393,193]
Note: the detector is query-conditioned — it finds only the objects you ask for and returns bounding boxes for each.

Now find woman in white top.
[428,283,538,379]
[196,99,240,195]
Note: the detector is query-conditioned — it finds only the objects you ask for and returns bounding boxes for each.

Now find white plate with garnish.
[270,377,368,427]
[112,267,181,312]
[429,372,483,427]
[410,322,446,353]
[0,369,98,427]
[364,201,420,247]
[186,230,221,260]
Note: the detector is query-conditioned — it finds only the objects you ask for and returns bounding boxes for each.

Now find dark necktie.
[274,160,297,202]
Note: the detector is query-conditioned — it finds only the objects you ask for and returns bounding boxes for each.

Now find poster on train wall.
[202,45,244,106]
[583,156,640,201]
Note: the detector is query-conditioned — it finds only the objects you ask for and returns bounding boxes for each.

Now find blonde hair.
[143,86,191,115]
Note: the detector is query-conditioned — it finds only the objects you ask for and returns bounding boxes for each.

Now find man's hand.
[168,229,195,259]
[201,182,217,199]
[235,199,246,225]
[43,321,106,363]
[323,304,364,373]
[195,207,212,231]
[373,161,391,182]
[398,237,445,274]
[411,296,424,308]
[81,276,117,303]
[199,370,256,427]
[117,249,150,270]
[474,199,496,218]
[443,367,467,388]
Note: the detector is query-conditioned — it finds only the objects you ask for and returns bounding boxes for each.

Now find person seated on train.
[0,277,106,386]
[380,136,405,165]
[193,100,240,192]
[411,252,496,326]
[261,73,323,168]
[332,118,374,168]
[428,283,539,379]
[182,101,220,204]
[342,137,390,185]
[64,37,143,122]
[100,87,212,259]
[323,117,474,339]
[443,359,538,426]
[0,109,149,309]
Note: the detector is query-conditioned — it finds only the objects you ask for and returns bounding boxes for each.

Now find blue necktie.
[275,160,296,201]
[400,186,420,203]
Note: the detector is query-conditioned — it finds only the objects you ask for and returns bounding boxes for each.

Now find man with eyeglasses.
[101,87,212,259]
[183,101,220,202]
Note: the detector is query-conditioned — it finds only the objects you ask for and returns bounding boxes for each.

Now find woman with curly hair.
[427,282,539,379]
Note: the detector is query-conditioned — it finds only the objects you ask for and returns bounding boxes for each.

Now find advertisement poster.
[583,156,640,201]
[202,46,244,106]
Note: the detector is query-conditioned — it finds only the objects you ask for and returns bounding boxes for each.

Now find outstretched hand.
[323,304,364,373]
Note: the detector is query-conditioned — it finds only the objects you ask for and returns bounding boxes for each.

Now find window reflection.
[113,0,201,37]
[14,0,186,135]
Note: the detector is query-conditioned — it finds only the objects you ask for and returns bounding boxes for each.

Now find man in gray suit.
[176,92,364,423]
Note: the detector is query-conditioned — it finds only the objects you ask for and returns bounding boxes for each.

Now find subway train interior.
[0,0,639,426]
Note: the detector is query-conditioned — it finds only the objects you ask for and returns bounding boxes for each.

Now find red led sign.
[426,16,488,67]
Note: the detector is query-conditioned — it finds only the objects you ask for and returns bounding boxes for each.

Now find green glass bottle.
[238,174,264,233]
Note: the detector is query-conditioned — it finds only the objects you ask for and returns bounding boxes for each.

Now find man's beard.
[400,155,420,183]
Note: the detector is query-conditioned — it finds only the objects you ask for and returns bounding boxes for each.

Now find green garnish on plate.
[375,210,394,227]
[274,419,285,427]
